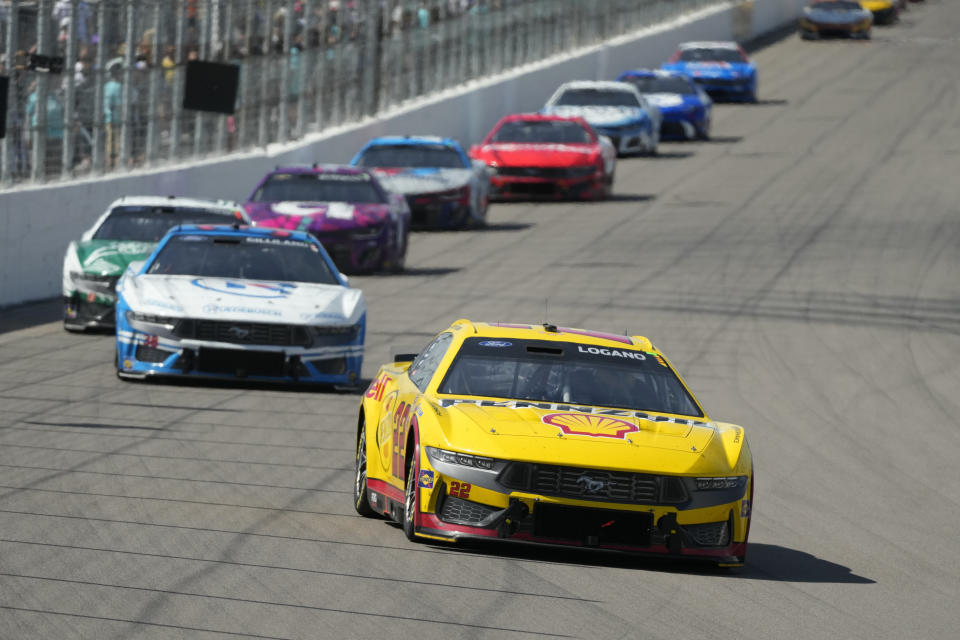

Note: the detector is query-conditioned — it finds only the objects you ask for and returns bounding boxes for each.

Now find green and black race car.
[62,196,249,331]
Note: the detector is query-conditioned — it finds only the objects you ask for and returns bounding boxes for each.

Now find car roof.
[556,80,638,92]
[168,224,314,242]
[269,164,371,176]
[364,135,460,148]
[496,112,590,124]
[618,68,688,79]
[107,195,242,212]
[447,319,656,352]
[678,41,740,50]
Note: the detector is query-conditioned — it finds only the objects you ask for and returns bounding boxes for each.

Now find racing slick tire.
[698,118,712,141]
[402,432,421,542]
[353,418,376,517]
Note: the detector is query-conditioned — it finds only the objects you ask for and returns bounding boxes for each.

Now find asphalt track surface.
[2,4,960,639]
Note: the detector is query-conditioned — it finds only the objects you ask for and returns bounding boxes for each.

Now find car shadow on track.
[605,193,657,203]
[133,374,370,395]
[413,222,535,233]
[442,539,874,584]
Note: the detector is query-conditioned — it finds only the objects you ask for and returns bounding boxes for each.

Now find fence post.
[60,0,78,178]
[30,0,50,182]
[214,0,230,154]
[277,0,293,143]
[118,0,134,170]
[257,0,273,148]
[169,0,184,161]
[1,0,19,186]
[193,0,211,158]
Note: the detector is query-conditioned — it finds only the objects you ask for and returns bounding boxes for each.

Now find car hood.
[372,168,473,196]
[435,399,720,474]
[543,105,645,127]
[74,239,155,275]
[243,201,391,233]
[643,92,696,109]
[476,143,598,168]
[805,7,870,22]
[123,274,365,325]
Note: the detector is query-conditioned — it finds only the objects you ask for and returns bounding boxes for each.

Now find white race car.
[62,196,248,331]
[115,224,365,386]
[542,81,662,156]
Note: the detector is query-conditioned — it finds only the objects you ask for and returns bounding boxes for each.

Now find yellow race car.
[354,320,754,567]
[860,0,899,24]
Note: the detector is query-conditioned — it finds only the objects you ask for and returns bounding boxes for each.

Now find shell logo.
[541,413,639,439]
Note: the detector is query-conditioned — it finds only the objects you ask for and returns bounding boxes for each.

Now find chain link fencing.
[1,0,722,187]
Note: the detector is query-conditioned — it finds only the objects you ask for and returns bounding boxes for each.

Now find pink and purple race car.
[243,165,411,274]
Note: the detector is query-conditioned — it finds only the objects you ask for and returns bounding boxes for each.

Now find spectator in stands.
[103,60,123,169]
[25,80,65,176]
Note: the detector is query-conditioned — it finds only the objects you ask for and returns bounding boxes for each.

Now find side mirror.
[471,158,488,172]
[339,272,350,285]
[598,135,613,147]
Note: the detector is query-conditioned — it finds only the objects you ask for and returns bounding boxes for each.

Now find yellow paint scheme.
[359,319,753,559]
[859,0,893,11]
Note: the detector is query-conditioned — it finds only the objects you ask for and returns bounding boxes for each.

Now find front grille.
[135,345,172,363]
[534,503,653,546]
[439,496,500,525]
[497,166,592,179]
[175,320,311,346]
[197,348,286,377]
[311,357,347,375]
[682,521,730,547]
[500,463,687,506]
[502,182,560,196]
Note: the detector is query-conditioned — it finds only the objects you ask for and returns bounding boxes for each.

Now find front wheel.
[353,418,375,516]
[402,440,420,541]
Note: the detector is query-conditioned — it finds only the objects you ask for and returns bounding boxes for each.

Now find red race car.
[469,114,616,201]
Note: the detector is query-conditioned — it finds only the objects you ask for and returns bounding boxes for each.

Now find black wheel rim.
[354,426,367,507]
[404,462,415,526]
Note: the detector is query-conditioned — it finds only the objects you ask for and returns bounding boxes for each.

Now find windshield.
[146,234,339,284]
[554,88,640,107]
[491,120,593,144]
[623,76,695,95]
[93,206,236,242]
[356,144,466,169]
[252,172,385,204]
[677,47,746,63]
[438,338,703,417]
[810,1,861,9]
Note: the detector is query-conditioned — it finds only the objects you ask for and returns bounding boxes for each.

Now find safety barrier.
[0,0,806,307]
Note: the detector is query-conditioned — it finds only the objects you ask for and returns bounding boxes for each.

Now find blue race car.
[351,136,489,229]
[661,41,757,103]
[616,69,713,140]
[115,225,366,386]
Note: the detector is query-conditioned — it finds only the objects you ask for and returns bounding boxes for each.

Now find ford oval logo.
[478,340,512,347]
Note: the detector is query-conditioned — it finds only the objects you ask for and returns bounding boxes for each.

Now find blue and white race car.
[541,81,661,156]
[351,136,489,228]
[115,225,365,386]
[661,41,757,103]
[616,69,713,140]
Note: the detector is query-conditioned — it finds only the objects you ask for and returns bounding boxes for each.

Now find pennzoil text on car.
[115,225,365,386]
[354,320,754,567]
[62,196,249,331]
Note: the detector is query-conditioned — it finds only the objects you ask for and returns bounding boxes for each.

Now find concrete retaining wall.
[0,0,804,307]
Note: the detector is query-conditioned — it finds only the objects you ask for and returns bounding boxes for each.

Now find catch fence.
[1,0,721,186]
